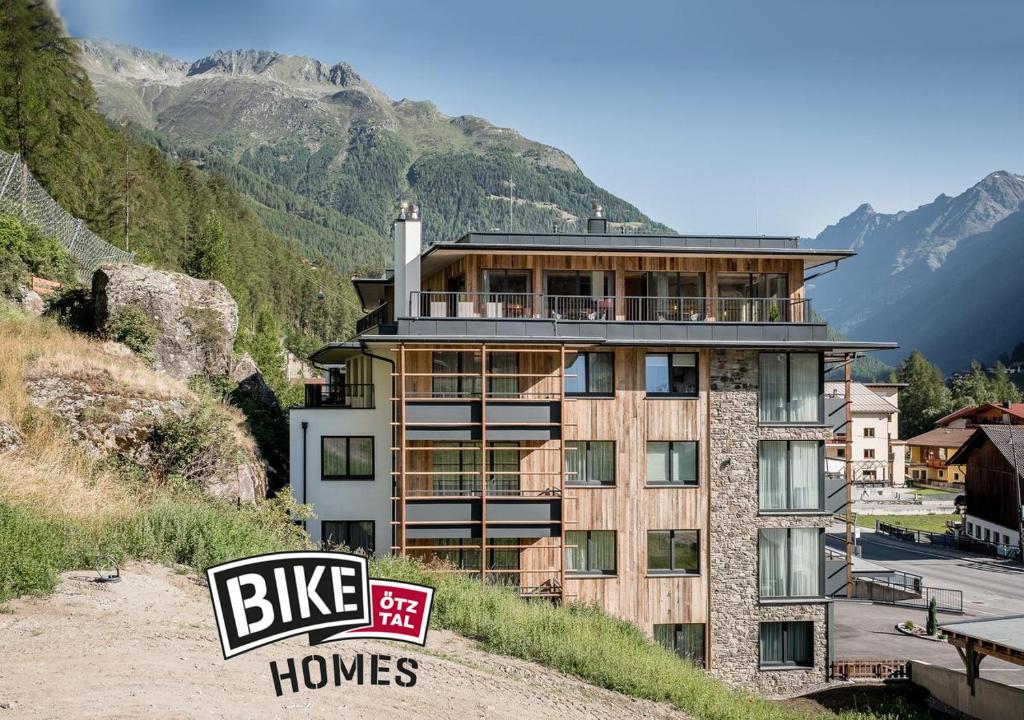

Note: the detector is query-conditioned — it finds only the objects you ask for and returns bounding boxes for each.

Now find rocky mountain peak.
[186,48,365,88]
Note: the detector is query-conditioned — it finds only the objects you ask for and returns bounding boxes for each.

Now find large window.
[321,436,374,480]
[759,528,822,599]
[488,442,520,495]
[760,622,813,668]
[645,353,698,397]
[565,530,616,575]
[566,441,615,487]
[716,272,789,321]
[432,351,482,398]
[647,441,698,486]
[654,623,705,667]
[647,530,700,575]
[488,352,519,398]
[432,443,480,495]
[322,521,375,554]
[426,538,521,586]
[759,441,823,511]
[565,353,614,396]
[758,353,822,424]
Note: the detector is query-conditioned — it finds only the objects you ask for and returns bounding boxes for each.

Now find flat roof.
[940,615,1024,654]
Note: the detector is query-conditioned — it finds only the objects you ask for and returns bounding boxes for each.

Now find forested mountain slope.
[80,39,672,268]
[0,3,358,349]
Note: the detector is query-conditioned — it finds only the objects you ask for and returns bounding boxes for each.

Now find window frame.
[758,440,825,513]
[565,440,616,487]
[644,352,699,398]
[758,527,825,601]
[646,529,700,576]
[321,436,375,480]
[758,352,824,425]
[321,520,375,554]
[564,352,615,397]
[431,350,482,398]
[565,530,617,576]
[759,621,814,668]
[646,440,699,487]
[654,623,706,667]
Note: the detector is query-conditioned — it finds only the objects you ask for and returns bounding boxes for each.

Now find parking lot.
[832,528,1024,687]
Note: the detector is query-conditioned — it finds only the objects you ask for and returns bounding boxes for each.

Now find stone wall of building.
[707,349,832,695]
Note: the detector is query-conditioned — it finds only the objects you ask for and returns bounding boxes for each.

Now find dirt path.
[0,563,686,719]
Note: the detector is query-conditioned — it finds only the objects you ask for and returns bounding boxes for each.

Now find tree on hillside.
[948,361,997,409]
[183,211,229,283]
[895,351,951,439]
[990,362,1023,404]
[0,0,90,172]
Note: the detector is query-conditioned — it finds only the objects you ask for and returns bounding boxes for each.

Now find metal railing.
[876,519,1021,560]
[303,383,375,409]
[356,303,391,334]
[407,291,813,323]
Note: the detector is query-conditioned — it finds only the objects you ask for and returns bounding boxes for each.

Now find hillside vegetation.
[1,307,929,720]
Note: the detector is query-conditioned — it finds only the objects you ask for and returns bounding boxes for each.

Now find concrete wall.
[910,660,1024,720]
[289,353,393,553]
[707,349,831,695]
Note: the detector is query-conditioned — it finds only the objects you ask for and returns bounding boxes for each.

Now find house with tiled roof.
[824,381,905,485]
[949,426,1024,550]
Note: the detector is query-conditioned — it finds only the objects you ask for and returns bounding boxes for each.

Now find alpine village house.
[289,203,894,694]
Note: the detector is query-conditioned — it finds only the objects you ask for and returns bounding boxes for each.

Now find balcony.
[407,291,812,323]
[303,383,375,409]
[356,302,392,334]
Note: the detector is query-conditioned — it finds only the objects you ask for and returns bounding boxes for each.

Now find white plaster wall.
[289,354,393,553]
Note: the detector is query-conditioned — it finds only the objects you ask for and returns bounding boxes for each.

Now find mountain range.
[79,40,1022,374]
[78,39,669,271]
[807,170,1024,371]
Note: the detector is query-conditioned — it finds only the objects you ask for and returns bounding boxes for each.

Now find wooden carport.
[939,615,1024,695]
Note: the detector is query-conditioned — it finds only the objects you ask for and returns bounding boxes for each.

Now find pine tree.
[989,362,1023,404]
[895,350,952,438]
[183,211,229,282]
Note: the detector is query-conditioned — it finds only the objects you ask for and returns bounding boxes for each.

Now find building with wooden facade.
[289,204,894,694]
[948,425,1024,551]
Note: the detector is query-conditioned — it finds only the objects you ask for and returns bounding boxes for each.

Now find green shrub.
[926,597,937,635]
[0,213,74,283]
[103,304,159,364]
[149,394,238,487]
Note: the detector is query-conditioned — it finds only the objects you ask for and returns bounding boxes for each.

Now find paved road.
[829,527,1024,615]
[830,528,1024,686]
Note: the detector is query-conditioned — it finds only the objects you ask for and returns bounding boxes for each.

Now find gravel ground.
[0,563,687,720]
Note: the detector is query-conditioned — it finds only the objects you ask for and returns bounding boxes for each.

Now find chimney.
[393,201,422,316]
[587,202,608,234]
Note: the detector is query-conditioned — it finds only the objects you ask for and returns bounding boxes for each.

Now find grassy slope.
[0,309,930,720]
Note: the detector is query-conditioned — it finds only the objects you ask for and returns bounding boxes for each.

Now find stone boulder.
[230,353,281,414]
[17,286,44,316]
[92,264,239,380]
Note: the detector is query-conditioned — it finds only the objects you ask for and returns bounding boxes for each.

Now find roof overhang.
[419,242,854,277]
[352,273,392,312]
[308,341,364,366]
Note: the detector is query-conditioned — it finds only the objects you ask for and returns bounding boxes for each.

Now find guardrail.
[356,303,391,334]
[876,519,1021,560]
[407,292,813,323]
[303,383,375,409]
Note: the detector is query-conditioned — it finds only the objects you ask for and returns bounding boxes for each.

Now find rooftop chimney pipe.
[393,201,422,317]
[587,202,608,234]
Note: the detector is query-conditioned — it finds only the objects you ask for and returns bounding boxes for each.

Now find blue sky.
[58,0,1023,237]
